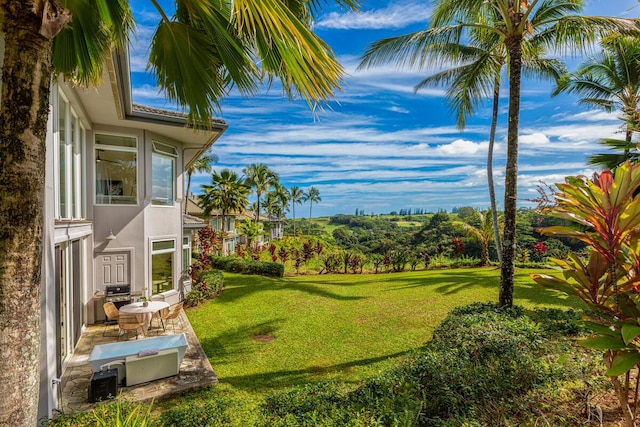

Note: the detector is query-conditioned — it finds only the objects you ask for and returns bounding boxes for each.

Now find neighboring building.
[0,39,228,420]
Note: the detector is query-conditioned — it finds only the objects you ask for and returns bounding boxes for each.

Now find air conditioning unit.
[88,369,117,403]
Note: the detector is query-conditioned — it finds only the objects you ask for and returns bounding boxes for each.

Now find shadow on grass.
[214,349,412,392]
[218,275,366,304]
[198,319,286,361]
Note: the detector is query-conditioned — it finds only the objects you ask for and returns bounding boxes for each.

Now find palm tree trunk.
[0,5,54,425]
[499,34,524,308]
[309,202,313,234]
[488,76,503,264]
[292,203,296,236]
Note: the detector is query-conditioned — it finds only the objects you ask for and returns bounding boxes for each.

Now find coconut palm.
[553,35,640,169]
[303,187,321,234]
[244,164,279,224]
[184,151,218,214]
[1,1,357,420]
[359,0,637,308]
[362,17,566,265]
[458,209,500,266]
[289,186,305,236]
[199,169,250,255]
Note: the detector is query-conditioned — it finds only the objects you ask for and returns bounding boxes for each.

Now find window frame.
[94,132,139,206]
[150,238,176,295]
[151,140,177,207]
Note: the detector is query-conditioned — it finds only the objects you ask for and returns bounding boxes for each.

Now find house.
[0,40,228,420]
[184,195,243,254]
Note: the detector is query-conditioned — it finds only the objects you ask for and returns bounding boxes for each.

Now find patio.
[59,308,217,414]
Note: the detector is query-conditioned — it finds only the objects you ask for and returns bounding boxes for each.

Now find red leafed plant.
[531,161,640,426]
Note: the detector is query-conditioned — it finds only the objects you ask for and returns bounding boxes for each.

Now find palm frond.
[53,0,133,85]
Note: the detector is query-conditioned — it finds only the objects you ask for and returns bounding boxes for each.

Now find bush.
[156,399,232,426]
[209,256,284,277]
[184,269,224,308]
[41,397,154,427]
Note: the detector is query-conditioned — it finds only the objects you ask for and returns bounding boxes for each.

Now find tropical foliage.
[532,161,640,427]
[555,35,640,169]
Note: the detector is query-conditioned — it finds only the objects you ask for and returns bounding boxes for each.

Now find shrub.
[209,256,284,277]
[156,399,232,426]
[184,268,224,308]
[41,397,154,427]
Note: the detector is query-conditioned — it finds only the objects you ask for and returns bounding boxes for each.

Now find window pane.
[95,134,136,148]
[151,252,173,294]
[58,96,67,218]
[71,117,78,218]
[152,152,174,206]
[182,248,190,271]
[95,147,137,205]
[152,240,175,251]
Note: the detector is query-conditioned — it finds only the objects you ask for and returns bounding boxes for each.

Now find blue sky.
[129,0,640,218]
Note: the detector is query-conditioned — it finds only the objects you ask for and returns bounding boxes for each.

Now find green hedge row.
[209,256,284,278]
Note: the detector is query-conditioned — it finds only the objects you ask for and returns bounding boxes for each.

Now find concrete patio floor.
[59,309,217,414]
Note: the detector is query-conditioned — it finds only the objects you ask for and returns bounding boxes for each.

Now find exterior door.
[96,251,130,288]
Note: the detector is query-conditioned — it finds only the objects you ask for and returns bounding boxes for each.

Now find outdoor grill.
[104,284,131,307]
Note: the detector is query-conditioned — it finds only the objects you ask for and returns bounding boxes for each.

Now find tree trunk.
[0,3,54,425]
[605,351,635,426]
[499,34,523,308]
[488,76,502,264]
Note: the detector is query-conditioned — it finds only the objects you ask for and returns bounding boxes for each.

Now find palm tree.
[360,0,636,308]
[289,186,305,236]
[184,151,218,214]
[458,209,500,266]
[303,187,322,234]
[199,169,250,255]
[361,18,566,265]
[553,35,640,169]
[244,163,279,225]
[1,1,357,421]
[237,217,264,250]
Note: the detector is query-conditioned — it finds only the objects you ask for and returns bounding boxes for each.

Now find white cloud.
[316,3,431,30]
[437,139,487,155]
[388,106,409,114]
[519,132,550,145]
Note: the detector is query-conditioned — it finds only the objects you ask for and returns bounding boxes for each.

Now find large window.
[151,240,175,295]
[152,141,177,206]
[55,89,85,219]
[95,133,137,205]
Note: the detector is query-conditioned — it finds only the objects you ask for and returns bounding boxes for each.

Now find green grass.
[186,267,581,396]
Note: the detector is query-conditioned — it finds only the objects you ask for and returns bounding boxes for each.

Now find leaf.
[576,320,617,337]
[580,335,626,350]
[621,323,640,345]
[606,351,640,376]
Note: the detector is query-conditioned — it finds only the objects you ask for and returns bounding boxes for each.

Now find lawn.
[186,267,582,395]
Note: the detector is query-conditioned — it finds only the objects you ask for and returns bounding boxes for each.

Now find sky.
[129,0,640,218]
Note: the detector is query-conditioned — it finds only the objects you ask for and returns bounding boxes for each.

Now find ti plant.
[531,161,640,426]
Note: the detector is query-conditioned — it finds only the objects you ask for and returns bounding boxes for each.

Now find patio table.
[119,301,170,333]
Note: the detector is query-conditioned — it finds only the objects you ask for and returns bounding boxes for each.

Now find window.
[95,134,137,205]
[55,89,85,219]
[182,236,191,273]
[151,240,175,295]
[152,141,177,206]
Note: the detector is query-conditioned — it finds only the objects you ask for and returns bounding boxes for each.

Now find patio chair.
[103,302,120,337]
[160,302,184,332]
[118,313,146,340]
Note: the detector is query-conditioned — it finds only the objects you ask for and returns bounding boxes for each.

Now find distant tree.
[244,163,279,224]
[237,217,263,250]
[184,151,218,214]
[460,209,500,266]
[303,187,322,233]
[289,186,305,236]
[200,169,250,255]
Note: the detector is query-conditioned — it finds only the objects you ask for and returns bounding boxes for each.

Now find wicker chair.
[118,313,146,340]
[160,302,184,332]
[103,302,120,336]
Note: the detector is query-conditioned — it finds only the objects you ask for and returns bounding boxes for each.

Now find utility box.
[88,369,118,403]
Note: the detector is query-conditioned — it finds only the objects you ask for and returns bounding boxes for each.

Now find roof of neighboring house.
[183,214,206,229]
